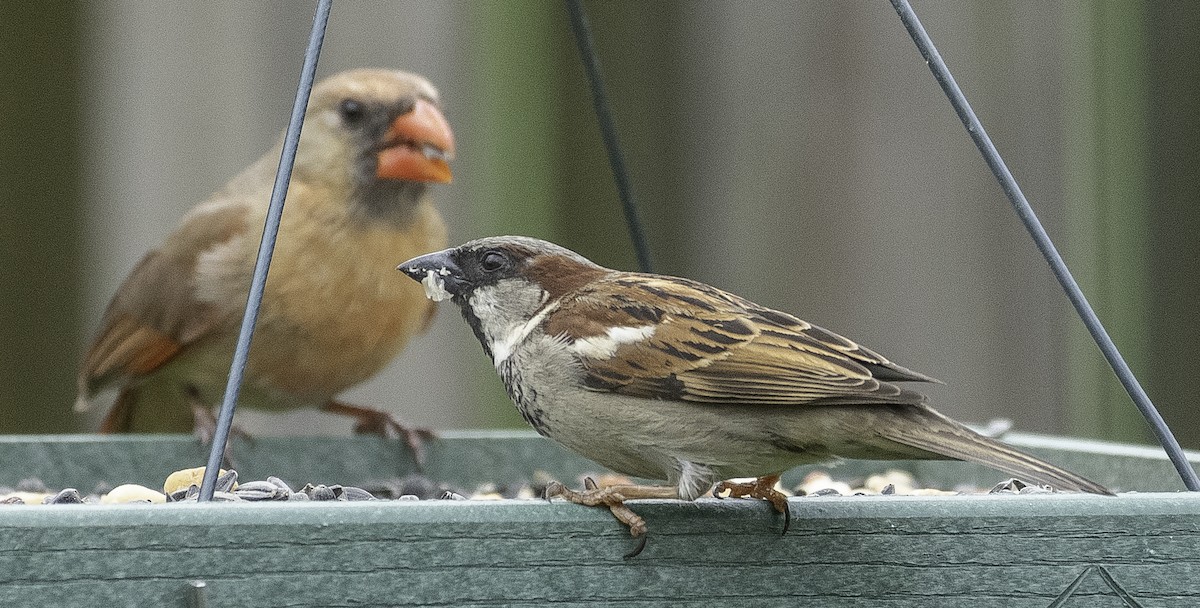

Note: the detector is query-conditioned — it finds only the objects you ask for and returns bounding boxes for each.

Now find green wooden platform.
[1,431,1197,606]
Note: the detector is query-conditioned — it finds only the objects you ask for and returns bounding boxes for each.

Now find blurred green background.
[2,1,1197,447]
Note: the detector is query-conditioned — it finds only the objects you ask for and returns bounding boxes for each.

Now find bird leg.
[185,387,252,469]
[545,478,680,558]
[321,400,436,468]
[712,473,792,534]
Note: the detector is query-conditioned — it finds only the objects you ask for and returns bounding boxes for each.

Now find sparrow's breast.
[500,337,671,481]
[497,358,553,437]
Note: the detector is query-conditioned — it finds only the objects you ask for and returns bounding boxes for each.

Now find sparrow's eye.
[338,99,366,124]
[479,250,510,273]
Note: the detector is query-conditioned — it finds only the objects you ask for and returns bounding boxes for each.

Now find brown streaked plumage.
[546,272,940,405]
[78,69,454,458]
[399,236,1111,553]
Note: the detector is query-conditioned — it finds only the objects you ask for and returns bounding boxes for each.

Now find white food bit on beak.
[421,269,452,302]
[570,325,657,359]
[421,143,449,161]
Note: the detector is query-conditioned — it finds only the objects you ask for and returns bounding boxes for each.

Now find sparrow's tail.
[874,405,1113,495]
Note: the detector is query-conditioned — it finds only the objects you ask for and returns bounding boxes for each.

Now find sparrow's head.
[398,236,607,357]
[298,68,455,217]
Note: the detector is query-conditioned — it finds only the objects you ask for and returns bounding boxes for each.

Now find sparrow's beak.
[376,98,455,183]
[398,250,467,302]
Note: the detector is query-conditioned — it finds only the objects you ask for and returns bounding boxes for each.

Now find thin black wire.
[199,0,334,501]
[890,0,1199,490]
[565,0,654,274]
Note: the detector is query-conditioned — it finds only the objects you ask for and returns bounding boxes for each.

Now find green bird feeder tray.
[1,430,1197,606]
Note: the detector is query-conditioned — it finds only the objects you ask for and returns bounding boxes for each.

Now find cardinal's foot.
[322,400,436,468]
[188,389,252,469]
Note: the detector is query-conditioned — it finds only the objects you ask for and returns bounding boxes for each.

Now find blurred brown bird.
[399,236,1111,550]
[77,68,454,458]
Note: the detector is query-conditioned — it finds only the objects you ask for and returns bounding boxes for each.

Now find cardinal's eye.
[480,250,509,273]
[338,99,366,124]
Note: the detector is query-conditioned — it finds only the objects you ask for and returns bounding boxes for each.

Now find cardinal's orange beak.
[376,98,455,183]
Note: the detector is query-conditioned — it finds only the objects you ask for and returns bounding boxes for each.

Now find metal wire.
[565,0,655,274]
[889,0,1199,490]
[199,0,334,501]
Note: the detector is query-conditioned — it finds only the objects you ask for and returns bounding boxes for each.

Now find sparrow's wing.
[546,274,934,406]
[76,203,248,406]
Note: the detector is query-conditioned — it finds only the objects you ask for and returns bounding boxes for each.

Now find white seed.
[101,484,167,504]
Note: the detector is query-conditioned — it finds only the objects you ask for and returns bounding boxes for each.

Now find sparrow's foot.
[713,473,791,534]
[545,478,679,558]
[322,400,436,468]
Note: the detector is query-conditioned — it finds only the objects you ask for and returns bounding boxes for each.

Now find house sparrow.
[398,236,1111,549]
[77,69,455,462]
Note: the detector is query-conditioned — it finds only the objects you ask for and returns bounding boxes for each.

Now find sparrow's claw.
[322,400,436,468]
[712,473,791,535]
[545,480,647,538]
[624,534,649,560]
[545,479,682,558]
[546,480,682,556]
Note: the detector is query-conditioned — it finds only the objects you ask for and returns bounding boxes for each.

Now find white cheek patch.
[484,294,558,367]
[420,269,452,302]
[491,339,516,368]
[570,325,656,360]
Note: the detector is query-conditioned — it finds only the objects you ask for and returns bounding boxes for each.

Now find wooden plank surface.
[2,432,1197,605]
[2,493,1197,606]
[1,430,1197,493]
